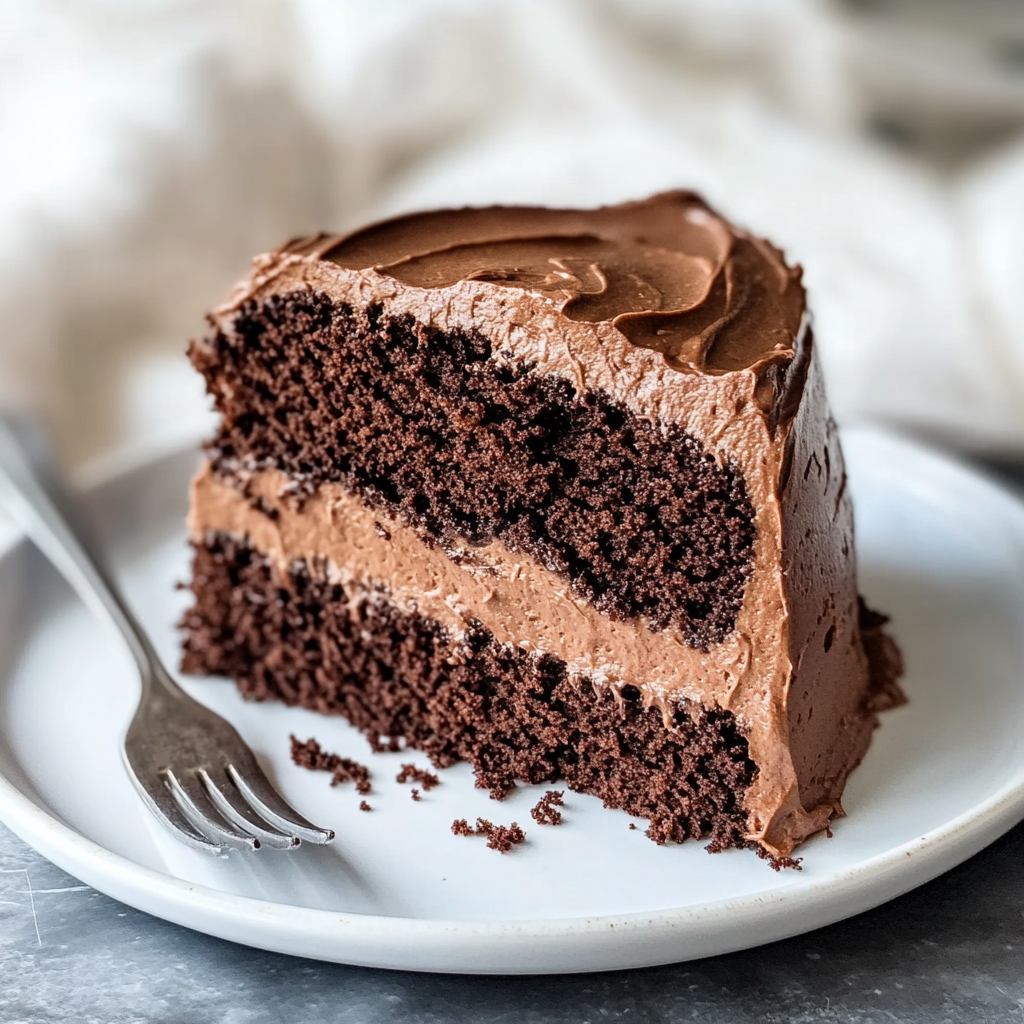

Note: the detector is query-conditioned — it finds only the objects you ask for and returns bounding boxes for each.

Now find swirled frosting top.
[302,191,805,375]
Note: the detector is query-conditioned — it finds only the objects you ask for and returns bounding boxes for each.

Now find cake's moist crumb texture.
[289,735,372,795]
[452,818,527,853]
[396,764,440,791]
[531,790,565,826]
[192,291,757,648]
[182,533,758,851]
[751,846,802,872]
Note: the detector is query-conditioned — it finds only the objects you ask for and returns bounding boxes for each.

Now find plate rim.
[1,424,1023,974]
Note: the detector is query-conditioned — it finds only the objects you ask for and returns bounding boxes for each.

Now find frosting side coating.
[781,353,906,818]
[304,192,805,376]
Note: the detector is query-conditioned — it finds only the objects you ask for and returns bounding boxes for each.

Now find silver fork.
[0,415,334,855]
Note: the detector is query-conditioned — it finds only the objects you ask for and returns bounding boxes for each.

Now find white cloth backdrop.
[2,0,1024,467]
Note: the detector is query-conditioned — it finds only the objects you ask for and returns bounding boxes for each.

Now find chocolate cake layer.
[195,293,756,647]
[182,531,758,851]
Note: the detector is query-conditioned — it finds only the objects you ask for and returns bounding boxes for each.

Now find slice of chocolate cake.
[181,191,904,859]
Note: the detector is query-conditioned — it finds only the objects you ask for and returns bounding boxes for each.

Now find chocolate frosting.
[292,192,805,375]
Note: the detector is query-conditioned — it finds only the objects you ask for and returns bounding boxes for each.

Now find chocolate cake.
[180,191,905,859]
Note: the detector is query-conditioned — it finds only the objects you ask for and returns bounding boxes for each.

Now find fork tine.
[162,769,260,852]
[197,769,300,851]
[127,771,227,856]
[227,763,335,845]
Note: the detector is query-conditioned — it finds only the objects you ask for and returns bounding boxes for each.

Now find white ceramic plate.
[0,426,1022,974]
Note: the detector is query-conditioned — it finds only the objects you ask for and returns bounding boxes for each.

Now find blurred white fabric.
[2,0,1024,467]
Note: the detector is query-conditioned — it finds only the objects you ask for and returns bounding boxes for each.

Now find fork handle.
[0,414,175,695]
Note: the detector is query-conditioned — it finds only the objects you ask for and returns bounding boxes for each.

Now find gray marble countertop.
[1,818,1021,1024]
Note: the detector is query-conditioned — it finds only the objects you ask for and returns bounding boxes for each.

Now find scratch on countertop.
[1,869,41,946]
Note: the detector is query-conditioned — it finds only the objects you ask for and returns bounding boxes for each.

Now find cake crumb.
[629,823,638,831]
[359,801,372,812]
[478,818,525,853]
[290,735,372,795]
[451,816,525,853]
[396,763,439,791]
[530,790,564,826]
[751,845,803,872]
[411,788,421,802]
